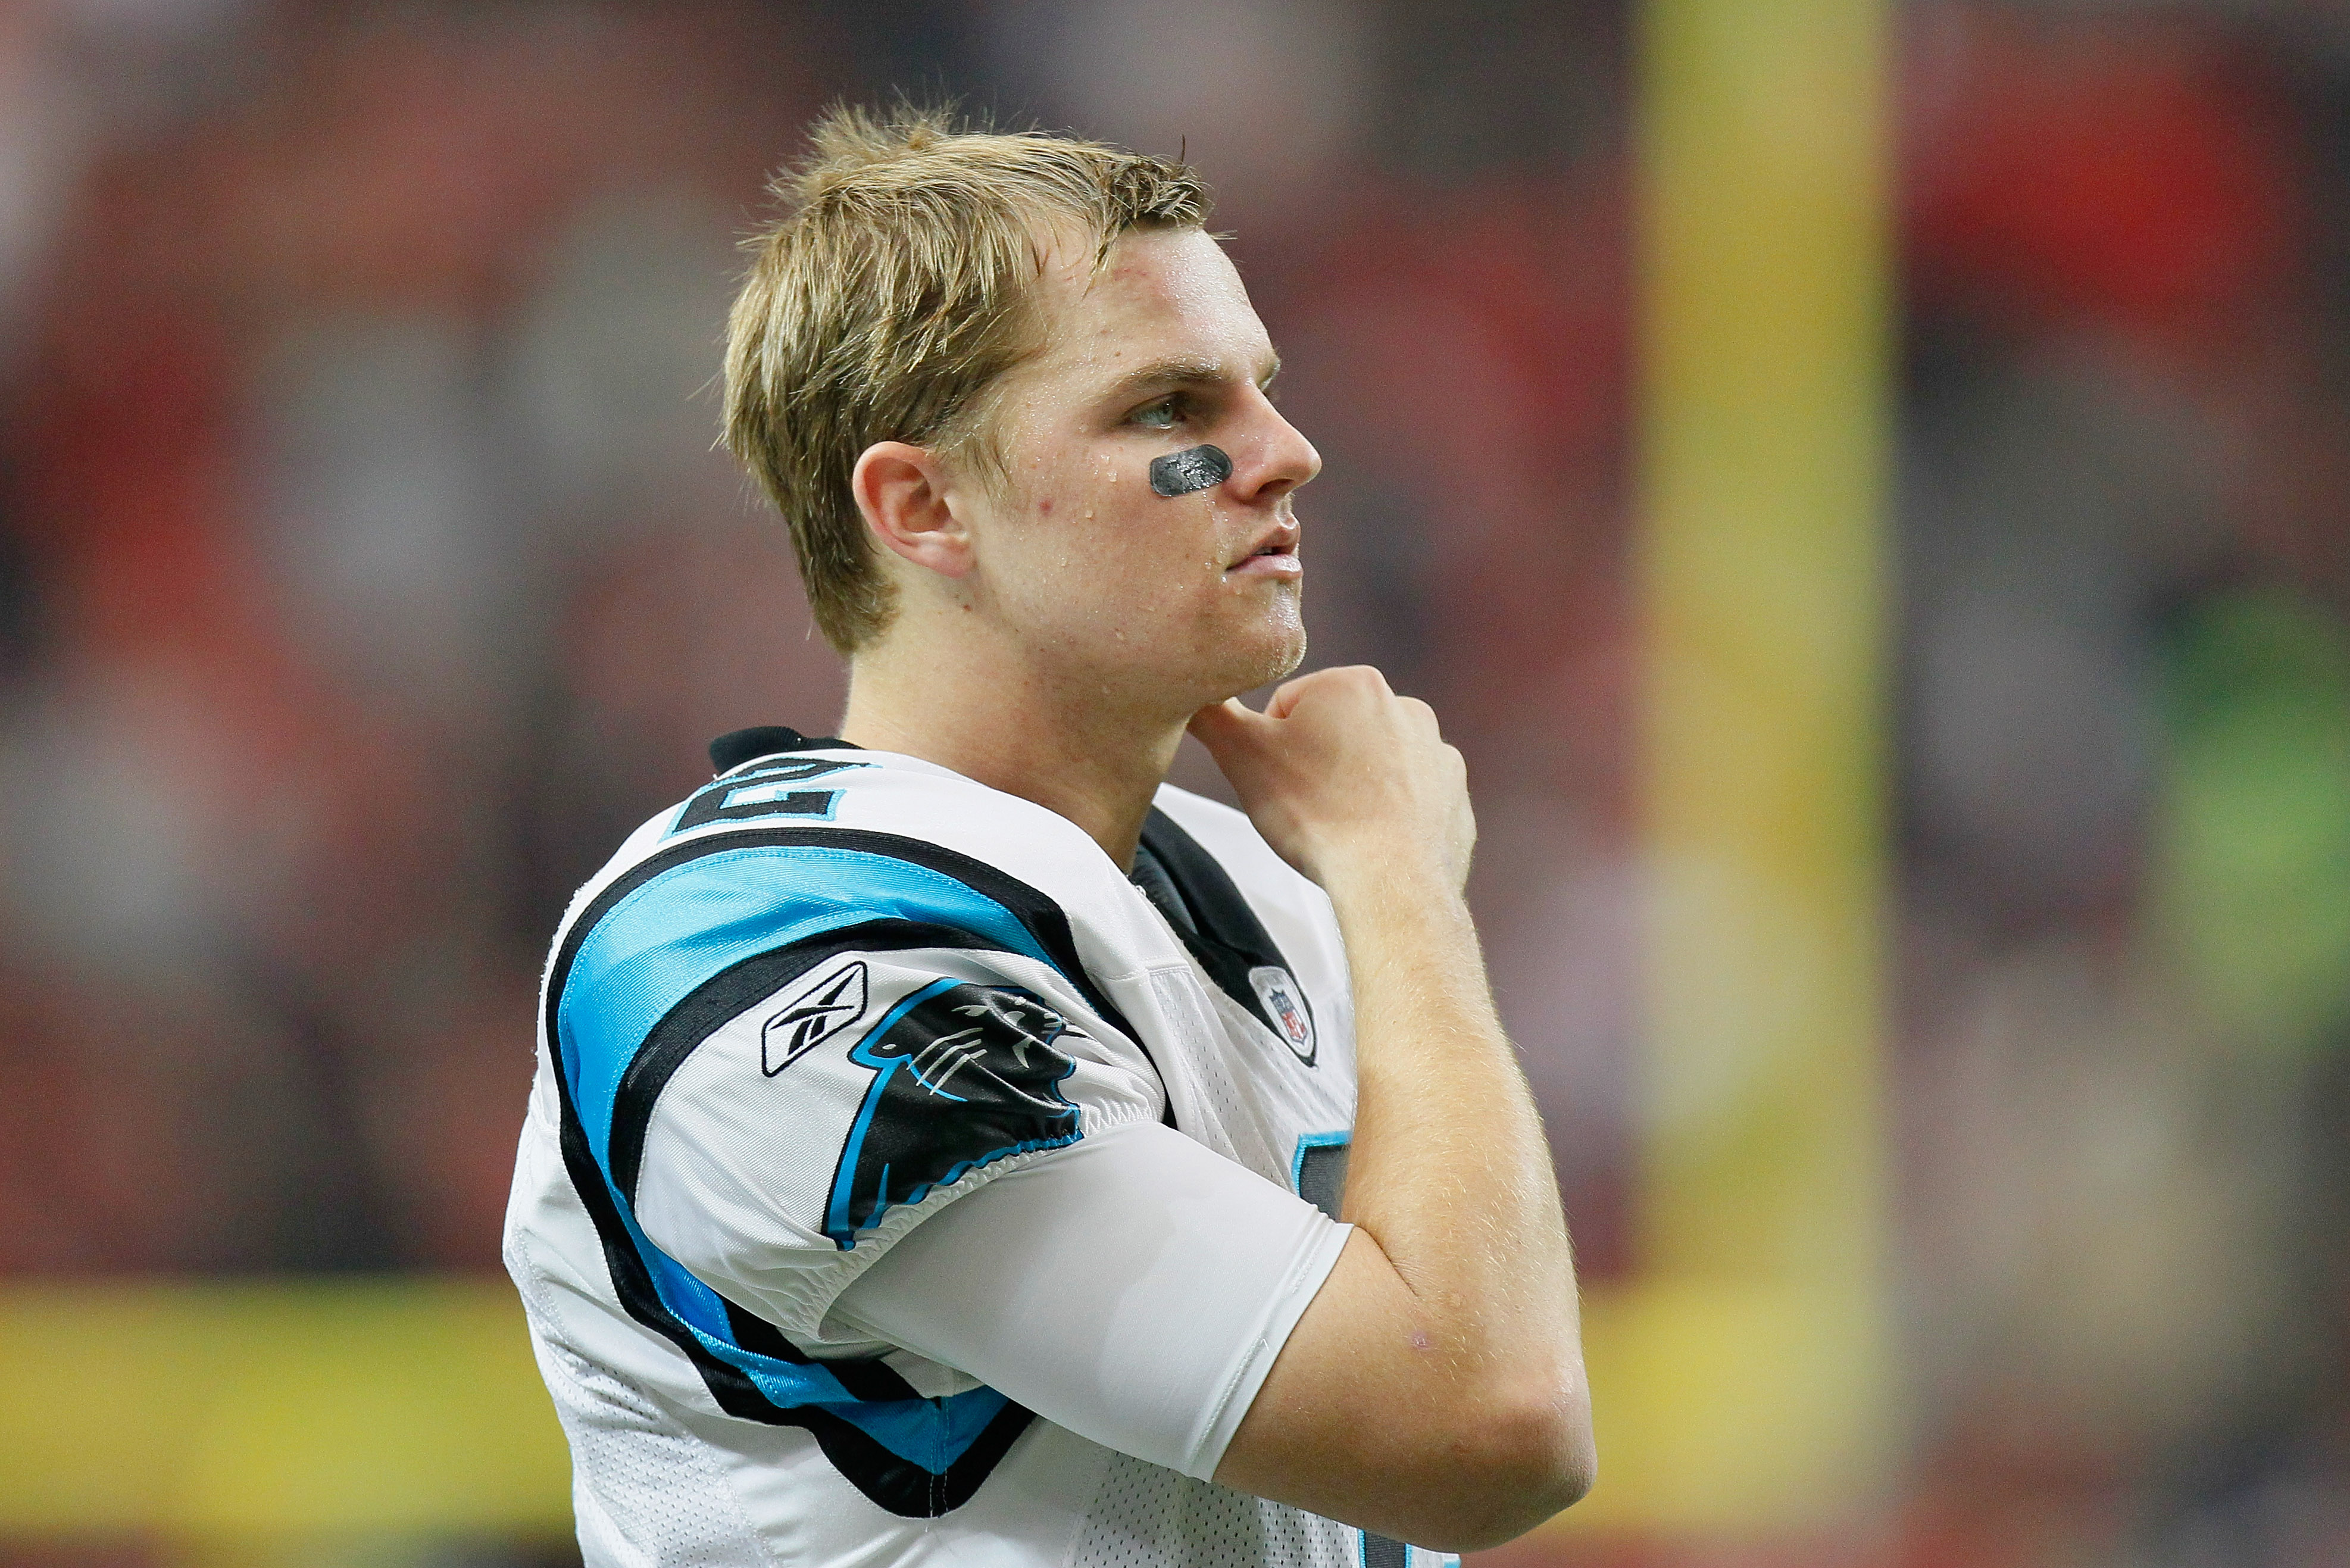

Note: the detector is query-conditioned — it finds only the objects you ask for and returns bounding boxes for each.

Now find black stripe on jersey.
[550,1011,1035,1512]
[608,917,1026,1408]
[715,1298,922,1406]
[540,826,1148,1513]
[608,919,1039,1400]
[1138,808,1318,1065]
[549,825,1152,1092]
[608,919,1012,1202]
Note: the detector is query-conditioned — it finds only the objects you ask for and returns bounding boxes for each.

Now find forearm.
[1192,670,1593,1542]
[1327,858,1585,1403]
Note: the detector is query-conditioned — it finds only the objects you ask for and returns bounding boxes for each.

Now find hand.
[1188,666,1474,898]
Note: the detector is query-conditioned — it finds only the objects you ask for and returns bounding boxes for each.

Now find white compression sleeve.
[825,1120,1351,1480]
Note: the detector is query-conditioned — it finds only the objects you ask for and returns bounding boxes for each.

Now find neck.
[836,627,1188,872]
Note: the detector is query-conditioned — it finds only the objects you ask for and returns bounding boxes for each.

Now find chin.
[1212,621,1307,700]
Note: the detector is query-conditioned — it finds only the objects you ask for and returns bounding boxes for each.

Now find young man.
[504,108,1593,1568]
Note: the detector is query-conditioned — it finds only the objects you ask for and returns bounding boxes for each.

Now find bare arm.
[1189,667,1593,1550]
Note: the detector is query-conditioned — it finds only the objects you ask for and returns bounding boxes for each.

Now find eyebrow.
[1100,352,1282,408]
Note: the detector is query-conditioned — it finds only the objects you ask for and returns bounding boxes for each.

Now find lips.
[1227,521,1301,573]
[1227,541,1302,579]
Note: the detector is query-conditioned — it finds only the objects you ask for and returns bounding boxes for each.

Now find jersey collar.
[708,725,864,775]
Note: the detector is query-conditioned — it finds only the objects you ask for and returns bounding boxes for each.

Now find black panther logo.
[823,983,1082,1247]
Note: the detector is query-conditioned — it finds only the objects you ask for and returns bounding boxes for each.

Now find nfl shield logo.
[1248,965,1317,1064]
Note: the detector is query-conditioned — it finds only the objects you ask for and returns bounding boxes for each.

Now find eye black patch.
[1148,443,1232,498]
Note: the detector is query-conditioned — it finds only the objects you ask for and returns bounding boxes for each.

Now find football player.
[504,105,1593,1568]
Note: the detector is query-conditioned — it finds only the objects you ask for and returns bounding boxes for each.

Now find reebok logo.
[761,961,868,1076]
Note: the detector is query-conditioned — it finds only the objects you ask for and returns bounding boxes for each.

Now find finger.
[1188,698,1269,755]
[1187,697,1249,738]
[1264,679,1311,720]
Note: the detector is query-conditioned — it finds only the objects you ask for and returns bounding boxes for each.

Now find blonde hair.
[723,104,1212,653]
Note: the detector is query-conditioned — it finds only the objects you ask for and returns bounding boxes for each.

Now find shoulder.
[545,749,1178,1166]
[636,944,1160,1267]
[540,754,1172,1301]
[558,749,1127,1002]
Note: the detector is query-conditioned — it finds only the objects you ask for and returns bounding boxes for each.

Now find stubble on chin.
[1265,623,1309,686]
[1219,609,1307,702]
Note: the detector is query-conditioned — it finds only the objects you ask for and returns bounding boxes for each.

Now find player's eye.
[1130,396,1182,430]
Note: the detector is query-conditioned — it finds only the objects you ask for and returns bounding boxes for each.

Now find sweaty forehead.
[1036,228,1267,378]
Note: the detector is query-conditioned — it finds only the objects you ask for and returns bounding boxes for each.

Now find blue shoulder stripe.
[557,841,1052,1180]
[536,824,1139,1508]
[606,919,998,1202]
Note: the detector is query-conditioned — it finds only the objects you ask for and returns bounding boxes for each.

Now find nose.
[1229,386,1321,505]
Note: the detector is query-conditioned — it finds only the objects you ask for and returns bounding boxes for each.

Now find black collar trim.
[1137,808,1317,1066]
[708,725,862,774]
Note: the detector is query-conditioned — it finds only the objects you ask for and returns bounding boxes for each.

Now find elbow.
[1408,1380,1597,1551]
[1454,1406,1596,1550]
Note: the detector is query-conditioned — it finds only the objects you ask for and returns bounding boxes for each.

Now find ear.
[853,441,974,579]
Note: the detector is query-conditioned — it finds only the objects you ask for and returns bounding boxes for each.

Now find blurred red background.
[1,1,2345,1563]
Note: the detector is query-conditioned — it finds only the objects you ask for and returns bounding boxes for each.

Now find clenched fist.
[1188,666,1475,900]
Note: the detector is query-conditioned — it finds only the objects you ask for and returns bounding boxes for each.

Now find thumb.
[1187,698,1271,761]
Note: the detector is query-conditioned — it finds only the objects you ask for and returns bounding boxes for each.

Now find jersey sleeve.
[550,834,1165,1347]
[824,1120,1352,1480]
[629,939,1163,1335]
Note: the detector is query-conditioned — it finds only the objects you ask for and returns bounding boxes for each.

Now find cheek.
[1106,510,1229,598]
[1036,472,1210,575]
[999,462,1235,619]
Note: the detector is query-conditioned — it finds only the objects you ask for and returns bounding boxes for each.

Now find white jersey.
[504,728,1445,1568]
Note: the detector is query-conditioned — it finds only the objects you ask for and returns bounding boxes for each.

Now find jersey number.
[671,758,867,835]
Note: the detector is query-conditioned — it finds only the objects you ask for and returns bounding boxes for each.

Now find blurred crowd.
[1,1,2346,1564]
[1897,9,2350,1563]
